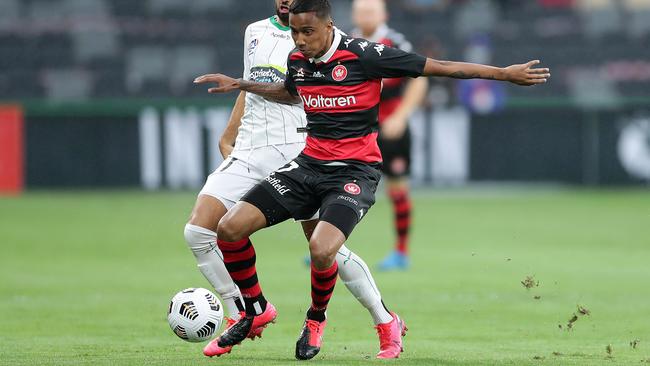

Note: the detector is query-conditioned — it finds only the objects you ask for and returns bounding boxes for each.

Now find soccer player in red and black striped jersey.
[194,0,549,360]
[352,0,428,271]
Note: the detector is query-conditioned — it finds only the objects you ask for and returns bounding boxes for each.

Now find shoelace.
[225,317,236,328]
[225,311,247,329]
[375,323,392,349]
[306,320,321,333]
[305,320,323,344]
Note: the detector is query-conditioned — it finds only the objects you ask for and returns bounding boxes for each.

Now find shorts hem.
[197,191,236,210]
[319,203,360,239]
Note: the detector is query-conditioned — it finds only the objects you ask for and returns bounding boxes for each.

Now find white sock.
[184,224,243,320]
[337,244,393,325]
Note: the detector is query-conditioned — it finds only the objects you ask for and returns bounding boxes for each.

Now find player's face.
[290,12,334,59]
[352,0,386,36]
[275,0,292,24]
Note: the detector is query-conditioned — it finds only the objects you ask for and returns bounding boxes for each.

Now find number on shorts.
[276,161,299,173]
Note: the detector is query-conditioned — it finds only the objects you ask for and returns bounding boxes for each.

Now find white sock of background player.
[184,224,244,321]
[337,245,394,325]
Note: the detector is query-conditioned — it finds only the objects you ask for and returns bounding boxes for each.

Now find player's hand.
[503,60,550,86]
[381,115,408,140]
[194,74,241,93]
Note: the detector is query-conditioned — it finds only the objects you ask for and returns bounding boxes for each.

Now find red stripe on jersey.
[290,51,308,61]
[303,133,382,163]
[327,50,359,63]
[378,97,401,123]
[298,80,381,114]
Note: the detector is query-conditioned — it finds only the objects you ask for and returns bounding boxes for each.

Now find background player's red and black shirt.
[353,25,416,124]
[285,31,426,163]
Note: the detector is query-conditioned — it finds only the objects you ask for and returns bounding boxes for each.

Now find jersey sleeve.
[284,55,299,96]
[242,25,252,80]
[358,41,426,80]
[390,31,413,53]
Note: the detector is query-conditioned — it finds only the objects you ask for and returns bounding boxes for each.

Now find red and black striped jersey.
[352,24,415,124]
[285,30,426,163]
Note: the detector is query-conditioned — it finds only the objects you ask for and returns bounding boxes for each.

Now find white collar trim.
[310,29,342,64]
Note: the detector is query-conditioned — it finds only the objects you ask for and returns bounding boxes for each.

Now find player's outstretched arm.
[422,59,550,86]
[194,74,301,104]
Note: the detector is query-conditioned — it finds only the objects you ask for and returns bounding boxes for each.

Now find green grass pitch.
[1,188,649,365]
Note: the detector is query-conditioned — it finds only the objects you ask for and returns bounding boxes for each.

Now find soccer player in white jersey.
[183,0,403,358]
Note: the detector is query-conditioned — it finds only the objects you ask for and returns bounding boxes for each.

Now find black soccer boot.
[295,319,327,360]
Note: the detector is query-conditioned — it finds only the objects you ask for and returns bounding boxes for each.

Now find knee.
[184,224,214,254]
[217,215,246,242]
[187,213,209,230]
[301,220,317,242]
[187,209,219,233]
[309,236,336,269]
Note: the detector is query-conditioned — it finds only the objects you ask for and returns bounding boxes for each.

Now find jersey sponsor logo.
[294,67,306,81]
[248,39,259,56]
[332,65,348,81]
[337,195,359,206]
[344,182,361,195]
[300,94,357,109]
[344,38,354,48]
[265,174,291,195]
[249,66,286,83]
[374,44,385,56]
[296,80,381,113]
[312,71,325,78]
[271,32,291,40]
[359,41,369,51]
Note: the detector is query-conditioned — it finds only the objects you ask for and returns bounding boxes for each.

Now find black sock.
[244,295,268,316]
[307,307,326,322]
[234,297,245,313]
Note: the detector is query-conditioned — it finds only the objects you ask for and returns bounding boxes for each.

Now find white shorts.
[199,143,304,210]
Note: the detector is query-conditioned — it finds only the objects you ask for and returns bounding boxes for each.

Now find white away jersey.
[232,16,308,154]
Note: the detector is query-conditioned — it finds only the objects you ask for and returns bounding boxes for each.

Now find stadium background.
[1,0,649,365]
[2,0,650,190]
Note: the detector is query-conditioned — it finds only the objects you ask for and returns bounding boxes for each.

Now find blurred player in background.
[195,0,548,359]
[183,0,402,359]
[352,0,429,271]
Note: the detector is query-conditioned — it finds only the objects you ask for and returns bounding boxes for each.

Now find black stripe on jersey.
[305,106,379,139]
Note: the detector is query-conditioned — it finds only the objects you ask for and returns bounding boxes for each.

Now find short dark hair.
[289,0,331,20]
